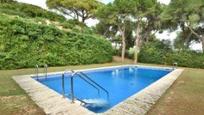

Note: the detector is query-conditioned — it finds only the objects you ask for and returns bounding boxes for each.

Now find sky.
[16,0,202,50]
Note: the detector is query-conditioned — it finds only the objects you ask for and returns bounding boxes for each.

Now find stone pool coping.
[12,65,183,115]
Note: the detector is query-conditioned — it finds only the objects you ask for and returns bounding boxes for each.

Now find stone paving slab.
[12,65,183,115]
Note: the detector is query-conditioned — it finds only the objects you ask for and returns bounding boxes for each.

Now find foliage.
[46,0,103,23]
[138,40,204,68]
[0,14,113,69]
[129,0,164,63]
[164,51,204,68]
[96,0,164,63]
[160,0,204,51]
[96,0,135,62]
[173,31,200,50]
[60,19,95,34]
[0,0,14,3]
[0,1,97,35]
[138,39,172,64]
[94,20,118,39]
[0,2,65,22]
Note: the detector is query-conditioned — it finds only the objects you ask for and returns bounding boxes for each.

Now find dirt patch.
[113,56,134,63]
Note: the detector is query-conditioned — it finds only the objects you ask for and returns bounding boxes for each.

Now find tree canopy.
[46,0,103,23]
[96,0,163,63]
[130,0,163,63]
[161,0,204,51]
[96,0,135,62]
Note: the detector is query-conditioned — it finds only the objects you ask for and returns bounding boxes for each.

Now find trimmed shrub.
[0,14,113,69]
[164,51,204,68]
[138,40,204,68]
[138,39,172,64]
[0,2,65,22]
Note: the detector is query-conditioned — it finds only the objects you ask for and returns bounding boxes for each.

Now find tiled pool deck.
[13,65,183,115]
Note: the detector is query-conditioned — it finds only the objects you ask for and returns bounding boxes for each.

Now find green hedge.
[138,40,204,68]
[0,2,65,22]
[164,51,204,68]
[0,14,113,69]
[138,40,172,64]
[0,2,96,34]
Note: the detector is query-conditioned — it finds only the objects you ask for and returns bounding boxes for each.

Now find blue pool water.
[35,66,172,113]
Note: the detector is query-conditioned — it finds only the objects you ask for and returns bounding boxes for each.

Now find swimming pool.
[34,66,172,113]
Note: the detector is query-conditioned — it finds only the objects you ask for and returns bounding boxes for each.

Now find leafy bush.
[0,14,113,69]
[164,51,204,68]
[0,0,14,3]
[60,20,94,34]
[138,39,172,64]
[0,2,65,22]
[0,1,96,35]
[138,40,204,68]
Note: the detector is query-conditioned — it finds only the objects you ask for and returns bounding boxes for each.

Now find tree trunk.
[121,30,126,63]
[81,10,87,23]
[73,9,79,21]
[188,25,204,53]
[82,17,85,23]
[119,26,126,63]
[134,22,141,64]
[134,38,140,64]
[201,37,204,53]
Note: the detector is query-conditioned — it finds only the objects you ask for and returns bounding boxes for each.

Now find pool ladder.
[62,70,109,104]
[35,64,48,80]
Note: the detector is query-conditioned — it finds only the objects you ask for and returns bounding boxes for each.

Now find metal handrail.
[70,75,74,103]
[61,71,75,103]
[61,71,100,103]
[77,75,100,96]
[61,70,110,104]
[44,64,48,79]
[76,98,88,105]
[35,64,48,80]
[72,71,109,100]
[62,73,65,97]
[79,72,110,100]
[36,64,39,80]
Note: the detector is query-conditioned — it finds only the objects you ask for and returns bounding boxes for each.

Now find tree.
[173,30,201,51]
[131,0,163,63]
[96,0,134,62]
[95,20,118,39]
[46,0,103,23]
[95,20,134,50]
[161,0,204,52]
[96,0,163,63]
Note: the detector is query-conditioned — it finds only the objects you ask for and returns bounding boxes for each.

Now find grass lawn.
[148,68,204,115]
[0,58,203,115]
